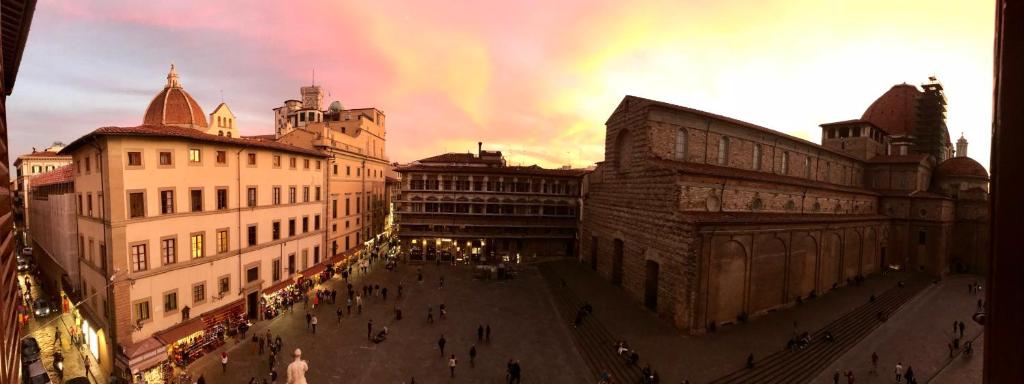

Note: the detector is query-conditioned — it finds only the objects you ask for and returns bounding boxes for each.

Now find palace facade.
[580,79,989,333]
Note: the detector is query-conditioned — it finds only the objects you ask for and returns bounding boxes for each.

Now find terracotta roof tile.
[28,165,73,187]
[868,154,930,164]
[59,125,326,157]
[936,156,989,179]
[418,153,502,164]
[397,164,588,177]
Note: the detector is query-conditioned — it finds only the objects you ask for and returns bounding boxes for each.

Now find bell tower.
[956,133,968,158]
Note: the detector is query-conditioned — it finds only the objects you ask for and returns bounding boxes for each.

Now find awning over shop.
[153,317,205,345]
[301,263,328,278]
[329,245,365,264]
[124,337,167,373]
[262,279,292,295]
[202,298,244,325]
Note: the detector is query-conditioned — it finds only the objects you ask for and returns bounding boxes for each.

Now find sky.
[9,0,995,170]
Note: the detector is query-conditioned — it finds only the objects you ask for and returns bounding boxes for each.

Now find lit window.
[191,233,204,259]
[189,149,201,163]
[159,151,172,166]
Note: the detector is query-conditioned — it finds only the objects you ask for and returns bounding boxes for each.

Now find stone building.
[59,66,328,379]
[272,86,390,261]
[26,165,80,307]
[0,1,36,382]
[394,145,586,263]
[12,142,72,229]
[580,78,989,334]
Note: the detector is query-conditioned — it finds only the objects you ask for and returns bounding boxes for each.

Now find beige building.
[272,85,389,261]
[13,142,73,229]
[59,66,328,380]
[26,165,80,301]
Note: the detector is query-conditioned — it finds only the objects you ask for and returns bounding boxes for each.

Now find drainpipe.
[236,147,246,295]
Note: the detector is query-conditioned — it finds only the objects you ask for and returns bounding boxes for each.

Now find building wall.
[28,188,79,290]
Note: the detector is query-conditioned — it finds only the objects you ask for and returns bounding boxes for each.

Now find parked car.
[32,299,52,317]
[16,259,32,273]
[20,337,40,364]
[21,358,51,384]
[21,247,32,256]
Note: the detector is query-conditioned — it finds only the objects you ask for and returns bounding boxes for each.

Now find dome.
[329,101,343,113]
[861,83,921,136]
[143,65,208,128]
[936,156,989,180]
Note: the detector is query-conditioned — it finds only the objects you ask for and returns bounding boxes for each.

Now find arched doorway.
[709,239,746,325]
[644,260,659,311]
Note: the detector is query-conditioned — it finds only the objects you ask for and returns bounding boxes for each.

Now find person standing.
[259,335,265,355]
[221,351,229,373]
[305,313,312,329]
[895,362,903,383]
[440,276,445,288]
[287,349,309,384]
[449,354,458,378]
[477,325,484,342]
[510,359,522,384]
[486,324,491,342]
[347,297,353,315]
[398,283,403,298]
[438,335,447,357]
[958,321,966,338]
[469,345,477,367]
[84,356,91,377]
[367,319,374,340]
[311,315,318,334]
[832,370,840,384]
[382,287,388,301]
[269,367,278,383]
[356,295,363,315]
[337,307,343,324]
[870,352,878,374]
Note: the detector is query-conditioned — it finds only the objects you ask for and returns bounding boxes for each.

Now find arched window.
[781,151,789,174]
[675,128,687,160]
[218,131,224,136]
[717,136,730,166]
[226,132,232,138]
[752,144,762,170]
[804,157,812,177]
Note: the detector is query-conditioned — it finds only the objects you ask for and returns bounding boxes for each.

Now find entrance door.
[246,292,258,320]
[612,239,624,286]
[644,260,659,310]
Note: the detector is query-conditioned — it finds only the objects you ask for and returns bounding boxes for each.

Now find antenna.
[312,68,316,86]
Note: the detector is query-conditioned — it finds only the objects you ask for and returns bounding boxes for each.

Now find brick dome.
[861,83,921,136]
[143,65,208,129]
[936,156,989,180]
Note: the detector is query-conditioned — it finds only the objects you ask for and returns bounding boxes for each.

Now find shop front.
[154,299,245,369]
[124,337,168,384]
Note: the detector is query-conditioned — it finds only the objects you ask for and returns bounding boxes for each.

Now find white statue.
[287,348,309,384]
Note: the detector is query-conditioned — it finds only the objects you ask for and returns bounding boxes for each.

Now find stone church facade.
[580,79,989,334]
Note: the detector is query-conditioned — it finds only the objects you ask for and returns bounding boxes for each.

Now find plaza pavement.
[187,260,591,383]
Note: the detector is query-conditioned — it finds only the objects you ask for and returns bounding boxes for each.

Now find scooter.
[53,351,64,380]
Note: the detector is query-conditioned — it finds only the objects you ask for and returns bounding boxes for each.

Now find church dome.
[861,83,921,136]
[143,64,208,128]
[936,156,989,180]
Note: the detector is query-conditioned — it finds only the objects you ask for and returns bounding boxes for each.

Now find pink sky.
[9,0,995,169]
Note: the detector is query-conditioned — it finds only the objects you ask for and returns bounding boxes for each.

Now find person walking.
[269,350,277,370]
[427,306,434,323]
[367,319,374,340]
[478,325,484,342]
[356,295,363,315]
[510,359,522,384]
[259,335,265,355]
[438,335,447,357]
[337,307,343,324]
[311,315,318,334]
[486,324,491,342]
[832,370,840,384]
[305,313,312,329]
[958,321,966,338]
[449,354,458,378]
[382,287,388,301]
[287,348,309,384]
[870,352,878,375]
[895,362,904,383]
[440,276,445,288]
[221,351,229,373]
[268,368,278,383]
[845,370,855,384]
[398,283,403,298]
[347,297,353,315]
[84,356,91,377]
[469,345,477,367]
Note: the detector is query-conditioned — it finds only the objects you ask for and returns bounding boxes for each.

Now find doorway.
[880,246,887,270]
[612,239,624,286]
[644,260,659,310]
[590,237,598,270]
[246,292,258,320]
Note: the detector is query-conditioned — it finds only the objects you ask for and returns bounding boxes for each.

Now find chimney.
[478,142,482,157]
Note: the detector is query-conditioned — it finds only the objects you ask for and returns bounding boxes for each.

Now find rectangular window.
[85,157,91,172]
[216,150,227,164]
[289,157,297,169]
[272,187,281,205]
[159,151,172,166]
[247,187,257,207]
[135,301,151,322]
[273,155,281,168]
[216,188,228,210]
[160,190,174,214]
[356,197,361,214]
[218,276,230,295]
[303,186,310,202]
[192,283,206,304]
[316,160,321,170]
[217,229,229,253]
[289,187,297,204]
[333,164,338,175]
[164,292,177,313]
[314,215,321,230]
[129,192,146,218]
[332,200,338,218]
[247,153,257,165]
[314,246,320,264]
[753,144,762,170]
[190,189,203,212]
[272,221,281,240]
[345,198,350,216]
[246,267,259,283]
[781,152,790,175]
[288,219,296,237]
[346,166,351,176]
[272,259,282,282]
[161,238,176,265]
[190,233,204,259]
[918,230,927,245]
[302,217,309,233]
[131,243,148,272]
[288,254,295,275]
[87,193,93,216]
[127,152,142,166]
[303,159,310,169]
[247,225,257,246]
[315,186,321,201]
[189,148,201,163]
[78,194,83,215]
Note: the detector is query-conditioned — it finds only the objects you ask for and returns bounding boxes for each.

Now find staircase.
[709,276,931,384]
[539,265,644,384]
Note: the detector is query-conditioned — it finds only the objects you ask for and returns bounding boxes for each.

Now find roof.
[936,156,989,180]
[59,125,326,157]
[1,0,36,94]
[819,119,880,129]
[861,83,922,136]
[691,212,890,226]
[396,164,588,177]
[210,102,235,117]
[143,65,208,128]
[28,165,72,187]
[418,152,503,164]
[649,158,876,195]
[868,154,930,164]
[241,134,277,141]
[619,96,863,162]
[13,150,70,166]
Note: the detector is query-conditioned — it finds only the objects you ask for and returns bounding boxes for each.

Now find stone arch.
[844,229,862,280]
[821,232,842,290]
[863,227,878,274]
[708,238,747,325]
[750,234,786,314]
[789,234,818,299]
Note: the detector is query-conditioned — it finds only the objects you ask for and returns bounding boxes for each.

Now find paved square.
[188,261,591,383]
